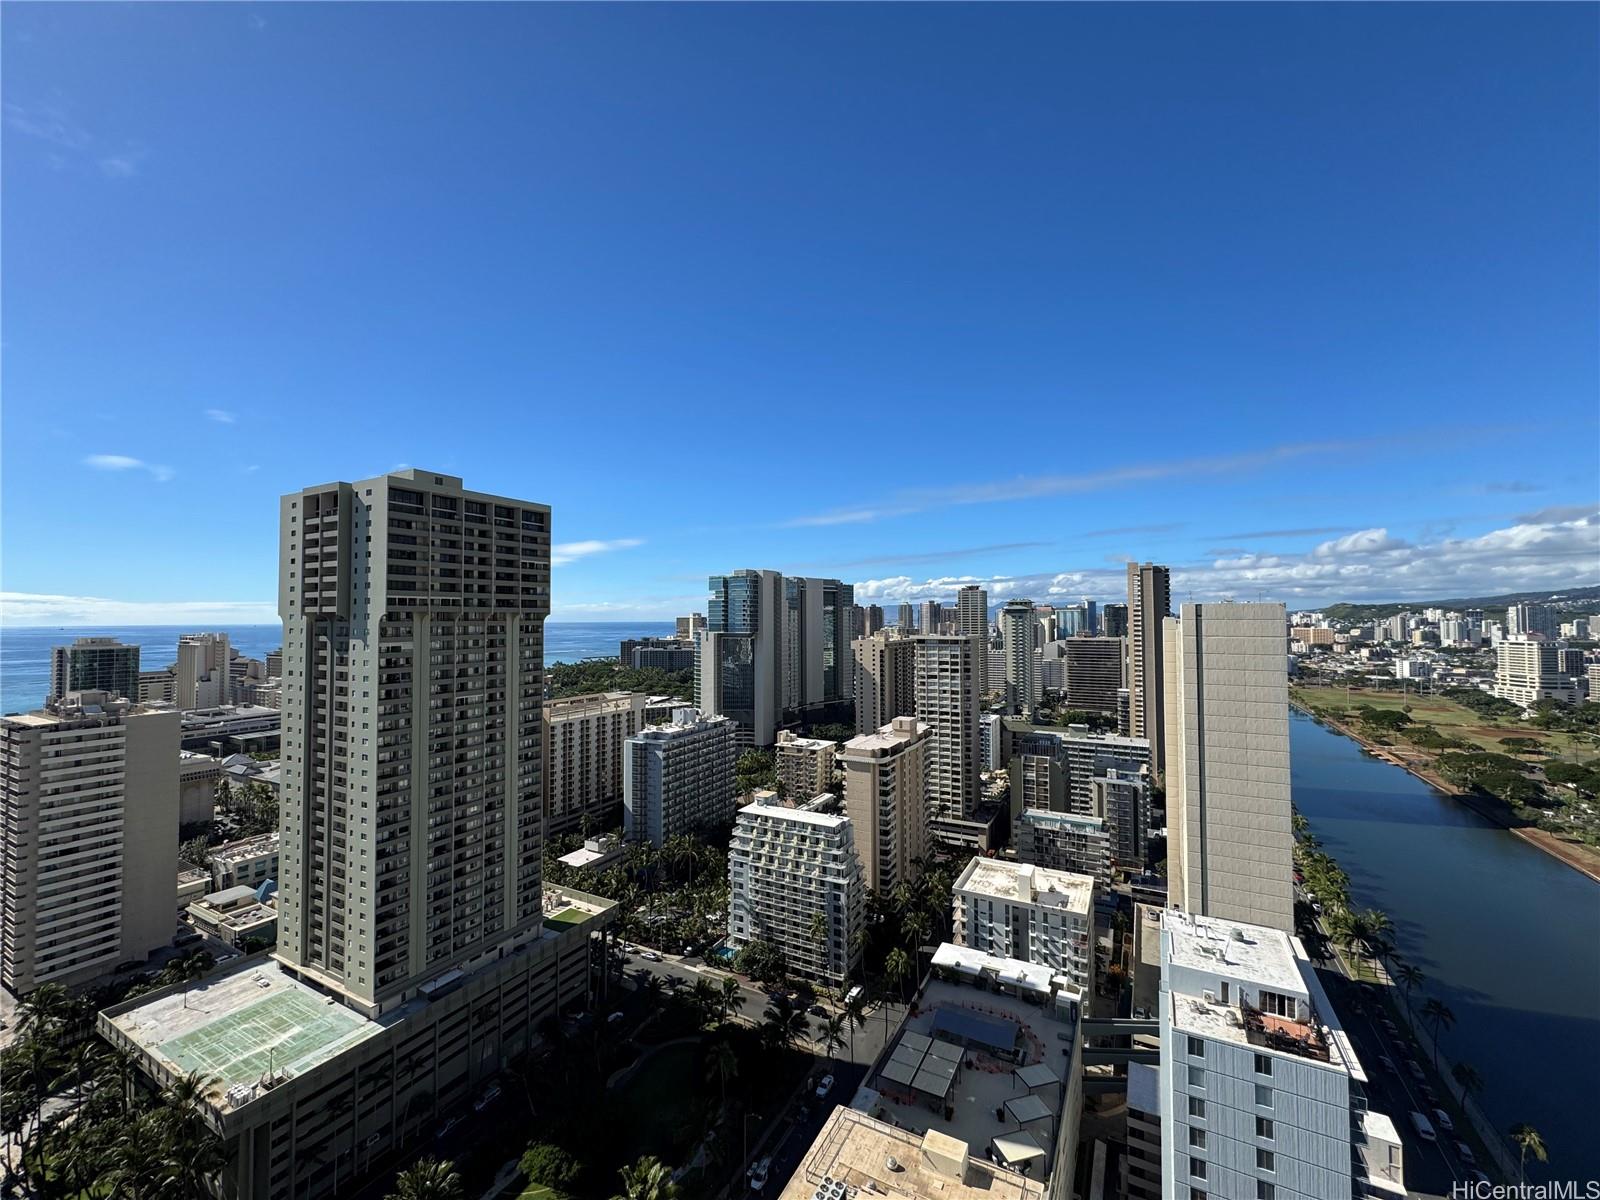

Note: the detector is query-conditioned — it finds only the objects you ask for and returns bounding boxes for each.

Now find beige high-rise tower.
[1125,562,1171,774]
[1164,601,1294,933]
[276,469,551,1016]
[851,630,916,734]
[913,634,983,839]
[839,716,931,893]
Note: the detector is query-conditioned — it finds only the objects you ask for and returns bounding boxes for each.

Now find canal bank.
[1289,695,1600,883]
[1290,710,1600,1185]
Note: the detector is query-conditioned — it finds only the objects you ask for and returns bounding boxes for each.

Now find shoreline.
[1289,697,1600,884]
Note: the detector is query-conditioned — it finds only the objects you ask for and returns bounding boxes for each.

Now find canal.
[1290,709,1600,1184]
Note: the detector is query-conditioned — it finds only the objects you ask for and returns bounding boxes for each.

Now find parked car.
[640,950,663,962]
[1407,1061,1427,1083]
[474,1082,502,1112]
[1456,1142,1476,1166]
[1433,1109,1455,1134]
[435,1116,464,1141]
[1378,1056,1396,1074]
[748,1157,771,1191]
[808,1004,828,1017]
[815,1075,835,1099]
[1410,1112,1436,1142]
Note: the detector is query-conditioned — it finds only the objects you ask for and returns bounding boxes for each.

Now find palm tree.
[389,1155,465,1200]
[158,1071,228,1198]
[902,909,932,955]
[843,992,867,1061]
[613,1155,679,1200]
[1393,963,1424,1019]
[18,983,70,1038]
[1420,998,1456,1072]
[884,947,912,1003]
[1450,1061,1484,1109]
[691,978,719,1028]
[1510,1124,1548,1183]
[816,1015,847,1063]
[719,975,746,1025]
[705,1036,740,1105]
[762,999,809,1052]
[809,910,830,974]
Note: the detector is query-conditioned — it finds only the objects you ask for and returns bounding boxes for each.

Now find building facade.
[543,691,649,837]
[913,635,984,840]
[726,795,864,985]
[1495,636,1578,707]
[1,692,179,992]
[1000,599,1039,714]
[698,569,786,747]
[774,730,838,802]
[1090,768,1150,871]
[178,632,234,710]
[851,630,917,734]
[1164,602,1294,934]
[1012,809,1112,885]
[1126,563,1172,775]
[950,857,1094,992]
[622,709,738,846]
[48,637,142,705]
[839,716,931,893]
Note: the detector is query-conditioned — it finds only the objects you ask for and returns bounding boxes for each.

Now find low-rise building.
[556,835,624,873]
[726,794,863,985]
[775,730,838,802]
[210,832,281,891]
[176,704,281,754]
[951,858,1094,991]
[623,708,738,846]
[1089,768,1149,871]
[187,885,279,948]
[1012,809,1111,884]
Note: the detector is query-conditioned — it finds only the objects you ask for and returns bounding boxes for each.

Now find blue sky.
[3,3,1596,625]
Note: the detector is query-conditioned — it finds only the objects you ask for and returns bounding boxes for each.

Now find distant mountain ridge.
[1321,584,1600,624]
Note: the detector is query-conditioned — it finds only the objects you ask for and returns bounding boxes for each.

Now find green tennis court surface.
[163,986,375,1083]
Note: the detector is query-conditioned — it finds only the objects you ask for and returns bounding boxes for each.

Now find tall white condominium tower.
[775,730,837,801]
[623,708,738,846]
[726,794,864,985]
[1505,601,1556,639]
[999,599,1039,715]
[956,584,989,691]
[839,717,931,892]
[913,635,984,841]
[920,599,943,636]
[1127,562,1172,774]
[275,469,551,1017]
[1164,602,1294,934]
[851,630,916,734]
[48,637,142,704]
[177,631,233,708]
[1159,911,1405,1200]
[543,691,648,837]
[1494,636,1577,707]
[950,857,1094,991]
[1,692,179,992]
[698,570,785,748]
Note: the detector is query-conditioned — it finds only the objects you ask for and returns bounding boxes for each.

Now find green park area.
[1292,686,1597,761]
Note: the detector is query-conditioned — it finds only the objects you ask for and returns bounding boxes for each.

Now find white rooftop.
[841,719,929,755]
[931,942,1082,1002]
[1162,910,1304,995]
[954,858,1093,914]
[736,799,850,829]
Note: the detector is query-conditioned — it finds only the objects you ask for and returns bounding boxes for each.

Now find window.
[1255,1084,1274,1109]
[1187,1036,1205,1058]
[1190,1157,1207,1181]
[1189,1065,1205,1088]
[1188,1096,1206,1119]
[1189,1128,1207,1150]
[1257,1185,1274,1200]
[1256,1149,1275,1172]
[1260,990,1294,1018]
[1256,1117,1275,1140]
[1254,1053,1272,1076]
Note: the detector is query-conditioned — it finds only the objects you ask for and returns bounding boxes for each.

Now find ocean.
[0,621,677,716]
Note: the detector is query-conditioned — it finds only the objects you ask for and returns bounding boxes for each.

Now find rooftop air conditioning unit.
[1203,990,1217,1004]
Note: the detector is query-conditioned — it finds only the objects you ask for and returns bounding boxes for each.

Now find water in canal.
[1290,710,1600,1183]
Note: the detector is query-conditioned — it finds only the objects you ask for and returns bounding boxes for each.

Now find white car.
[640,950,664,963]
[748,1157,771,1191]
[815,1075,834,1099]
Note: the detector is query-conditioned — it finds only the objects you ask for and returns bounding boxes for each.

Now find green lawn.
[613,1042,705,1163]
[1292,687,1595,761]
[544,907,590,928]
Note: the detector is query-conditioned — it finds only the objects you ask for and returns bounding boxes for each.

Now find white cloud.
[1312,528,1409,557]
[206,408,237,424]
[782,439,1371,527]
[98,155,139,179]
[4,102,91,150]
[550,538,644,567]
[0,591,277,628]
[83,454,174,482]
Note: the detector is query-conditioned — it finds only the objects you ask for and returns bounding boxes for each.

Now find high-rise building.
[956,585,989,692]
[1100,603,1129,639]
[1051,636,1125,712]
[265,647,284,678]
[698,569,785,747]
[1507,601,1556,639]
[1010,730,1067,813]
[1164,602,1294,933]
[920,599,943,637]
[47,637,142,705]
[727,794,863,985]
[177,632,233,709]
[676,613,707,640]
[774,730,838,801]
[1159,911,1405,1200]
[999,599,1038,714]
[851,630,916,734]
[1126,563,1171,774]
[1060,727,1151,815]
[1090,768,1150,871]
[896,602,917,631]
[783,576,855,713]
[1,691,179,992]
[913,635,984,837]
[1012,808,1112,885]
[623,708,738,846]
[543,691,649,837]
[951,857,1094,991]
[863,604,886,636]
[1495,636,1578,707]
[274,470,552,1015]
[839,717,930,893]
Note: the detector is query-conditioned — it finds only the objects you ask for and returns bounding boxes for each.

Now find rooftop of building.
[778,1108,1045,1200]
[635,708,731,737]
[862,953,1079,1175]
[841,719,930,757]
[546,691,644,715]
[211,832,281,864]
[1015,809,1105,831]
[777,732,839,752]
[953,859,1093,914]
[179,705,281,725]
[1162,911,1304,995]
[736,796,850,829]
[557,838,623,870]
